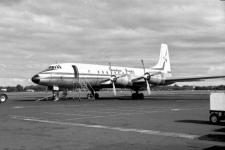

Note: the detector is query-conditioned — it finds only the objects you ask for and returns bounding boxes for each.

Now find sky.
[0,0,225,86]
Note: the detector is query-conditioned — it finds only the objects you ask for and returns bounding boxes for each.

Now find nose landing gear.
[132,90,144,99]
[87,92,99,100]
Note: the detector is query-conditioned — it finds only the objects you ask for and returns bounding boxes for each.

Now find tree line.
[0,85,47,92]
[1,84,225,92]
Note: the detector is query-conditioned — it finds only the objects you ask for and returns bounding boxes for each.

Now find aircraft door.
[72,65,79,79]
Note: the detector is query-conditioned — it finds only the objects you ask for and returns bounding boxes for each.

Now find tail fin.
[151,43,171,77]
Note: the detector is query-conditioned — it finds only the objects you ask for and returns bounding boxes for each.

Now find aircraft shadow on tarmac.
[175,120,225,126]
[176,120,225,147]
[203,146,225,150]
[201,133,225,150]
[15,96,201,101]
[199,134,225,142]
[12,92,209,102]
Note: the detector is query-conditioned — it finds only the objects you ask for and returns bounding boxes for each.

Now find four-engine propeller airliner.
[31,44,225,101]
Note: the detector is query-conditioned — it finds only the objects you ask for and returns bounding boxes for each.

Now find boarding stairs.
[72,80,95,100]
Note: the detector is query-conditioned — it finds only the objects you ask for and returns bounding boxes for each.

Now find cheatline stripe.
[41,72,113,77]
[11,115,199,140]
[41,76,107,80]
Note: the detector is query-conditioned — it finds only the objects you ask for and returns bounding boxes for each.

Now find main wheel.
[0,94,7,103]
[138,93,144,99]
[87,94,95,100]
[94,93,99,99]
[210,114,220,124]
[132,93,137,99]
[87,94,92,99]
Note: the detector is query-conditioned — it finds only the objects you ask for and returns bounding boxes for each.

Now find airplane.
[31,44,225,101]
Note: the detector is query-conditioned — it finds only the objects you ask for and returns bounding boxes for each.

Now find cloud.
[207,64,225,75]
[0,0,224,86]
[0,0,24,6]
[0,77,31,86]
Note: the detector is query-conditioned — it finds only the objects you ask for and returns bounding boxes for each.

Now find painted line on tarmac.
[11,104,82,109]
[45,112,94,117]
[11,103,109,109]
[13,106,25,109]
[10,115,199,140]
[66,110,163,121]
[171,108,206,111]
[10,115,42,120]
[43,106,177,116]
[45,107,205,121]
[65,108,205,121]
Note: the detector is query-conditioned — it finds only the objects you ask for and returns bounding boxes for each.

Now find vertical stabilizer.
[151,43,171,77]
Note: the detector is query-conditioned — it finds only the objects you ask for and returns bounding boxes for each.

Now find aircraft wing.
[164,75,225,85]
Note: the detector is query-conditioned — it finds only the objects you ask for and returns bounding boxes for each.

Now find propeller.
[109,62,117,96]
[141,59,151,95]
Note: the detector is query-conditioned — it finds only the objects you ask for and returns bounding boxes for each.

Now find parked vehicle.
[209,92,225,124]
[0,92,8,103]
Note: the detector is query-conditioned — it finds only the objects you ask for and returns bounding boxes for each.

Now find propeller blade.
[112,82,116,96]
[141,59,145,74]
[109,62,112,76]
[109,62,116,96]
[146,80,151,95]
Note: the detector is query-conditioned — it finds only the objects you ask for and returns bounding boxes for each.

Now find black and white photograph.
[0,0,225,149]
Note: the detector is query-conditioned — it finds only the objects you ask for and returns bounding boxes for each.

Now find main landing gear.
[50,85,100,101]
[132,91,144,99]
[51,86,60,101]
[52,90,60,101]
[87,91,99,100]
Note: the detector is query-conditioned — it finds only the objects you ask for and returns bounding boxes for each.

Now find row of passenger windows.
[95,70,125,75]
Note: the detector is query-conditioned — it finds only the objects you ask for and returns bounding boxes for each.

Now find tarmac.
[0,91,225,150]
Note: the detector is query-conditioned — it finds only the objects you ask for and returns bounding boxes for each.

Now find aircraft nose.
[31,74,40,84]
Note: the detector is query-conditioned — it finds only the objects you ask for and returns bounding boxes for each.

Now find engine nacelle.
[116,75,133,86]
[149,76,165,85]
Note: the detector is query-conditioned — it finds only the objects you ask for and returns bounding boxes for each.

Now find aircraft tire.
[87,94,94,100]
[139,93,144,99]
[94,93,99,99]
[210,113,220,124]
[0,94,7,103]
[132,93,144,100]
[132,93,137,99]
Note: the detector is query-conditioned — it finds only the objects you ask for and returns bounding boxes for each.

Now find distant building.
[26,89,35,92]
[0,88,7,92]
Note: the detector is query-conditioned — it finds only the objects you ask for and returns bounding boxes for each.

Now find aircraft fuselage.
[32,63,164,90]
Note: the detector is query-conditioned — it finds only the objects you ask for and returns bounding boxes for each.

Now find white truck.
[209,92,225,124]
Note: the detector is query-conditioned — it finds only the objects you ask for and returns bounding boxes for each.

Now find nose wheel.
[87,93,99,100]
[52,91,59,101]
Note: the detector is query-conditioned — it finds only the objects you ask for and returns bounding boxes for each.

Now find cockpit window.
[43,65,62,72]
